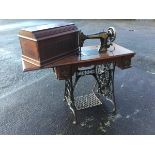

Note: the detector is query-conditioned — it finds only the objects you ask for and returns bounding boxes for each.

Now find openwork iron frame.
[64,62,116,124]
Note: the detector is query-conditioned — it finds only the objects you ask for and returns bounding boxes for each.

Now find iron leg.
[94,63,117,113]
[64,77,77,124]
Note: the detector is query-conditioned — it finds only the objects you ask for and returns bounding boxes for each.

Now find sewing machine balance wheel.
[108,27,116,42]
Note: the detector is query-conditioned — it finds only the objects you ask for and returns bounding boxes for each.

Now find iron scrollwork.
[93,63,116,112]
[64,62,116,124]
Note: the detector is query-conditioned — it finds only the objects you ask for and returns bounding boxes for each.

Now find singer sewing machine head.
[79,27,116,53]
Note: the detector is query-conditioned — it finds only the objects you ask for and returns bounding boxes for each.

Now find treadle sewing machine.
[18,23,135,124]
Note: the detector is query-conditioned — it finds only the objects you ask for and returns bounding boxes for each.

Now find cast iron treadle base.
[75,92,102,110]
[64,62,116,124]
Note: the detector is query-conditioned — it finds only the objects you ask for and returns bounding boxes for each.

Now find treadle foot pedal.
[74,93,102,110]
